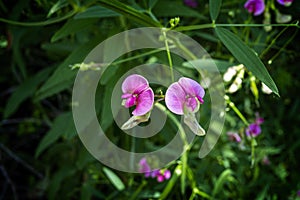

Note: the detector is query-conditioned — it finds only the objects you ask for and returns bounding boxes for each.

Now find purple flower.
[277,0,293,6]
[184,0,198,8]
[138,158,171,182]
[165,77,204,115]
[121,74,154,116]
[244,0,265,16]
[246,115,264,137]
[138,158,151,177]
[227,132,242,143]
[297,190,300,197]
[151,169,171,182]
[165,77,206,136]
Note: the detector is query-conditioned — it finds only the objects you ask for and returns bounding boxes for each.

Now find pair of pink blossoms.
[121,74,206,135]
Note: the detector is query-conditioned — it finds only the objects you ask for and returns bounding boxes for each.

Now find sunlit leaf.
[103,167,125,191]
[215,27,279,96]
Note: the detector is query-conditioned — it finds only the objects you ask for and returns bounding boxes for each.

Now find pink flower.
[246,114,264,137]
[165,77,204,115]
[277,0,293,6]
[138,158,171,182]
[165,77,206,136]
[138,158,151,177]
[227,132,242,143]
[244,0,265,16]
[121,74,154,116]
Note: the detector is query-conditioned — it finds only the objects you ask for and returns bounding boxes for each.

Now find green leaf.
[74,5,120,19]
[103,167,125,191]
[212,169,234,197]
[182,59,233,72]
[98,0,161,27]
[209,0,222,22]
[47,0,68,18]
[153,0,206,19]
[148,0,158,9]
[215,27,279,96]
[51,18,98,42]
[35,112,76,157]
[35,36,103,101]
[3,67,52,118]
[48,166,76,200]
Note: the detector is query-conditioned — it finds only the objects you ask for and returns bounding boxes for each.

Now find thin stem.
[0,9,77,26]
[224,95,249,126]
[155,103,188,147]
[174,21,299,32]
[162,29,174,82]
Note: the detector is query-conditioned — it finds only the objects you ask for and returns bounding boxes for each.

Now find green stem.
[267,28,298,63]
[174,21,299,32]
[155,103,188,147]
[0,9,77,26]
[224,95,249,126]
[162,29,175,82]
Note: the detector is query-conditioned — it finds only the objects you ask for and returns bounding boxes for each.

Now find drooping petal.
[178,77,205,100]
[244,0,265,16]
[122,74,149,94]
[132,88,154,116]
[183,111,205,136]
[165,82,186,115]
[121,112,150,130]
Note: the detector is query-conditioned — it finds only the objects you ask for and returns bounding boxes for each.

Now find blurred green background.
[1,0,300,199]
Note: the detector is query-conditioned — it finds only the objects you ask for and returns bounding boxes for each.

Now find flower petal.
[183,111,205,136]
[132,88,154,116]
[178,77,205,99]
[185,97,199,113]
[244,0,265,16]
[165,82,186,115]
[122,74,149,94]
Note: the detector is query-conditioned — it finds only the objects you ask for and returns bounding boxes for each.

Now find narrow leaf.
[74,5,120,19]
[4,67,52,118]
[209,0,222,22]
[35,36,102,101]
[35,112,75,157]
[103,167,125,191]
[215,27,279,96]
[51,18,97,42]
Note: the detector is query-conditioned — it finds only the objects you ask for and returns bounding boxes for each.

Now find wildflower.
[138,158,171,182]
[246,114,264,137]
[184,0,198,8]
[139,158,152,177]
[227,132,242,143]
[244,0,265,16]
[165,77,205,135]
[151,169,171,182]
[297,190,300,197]
[277,0,293,6]
[121,74,154,116]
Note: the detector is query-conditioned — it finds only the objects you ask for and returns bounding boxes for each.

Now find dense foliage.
[1,0,300,199]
